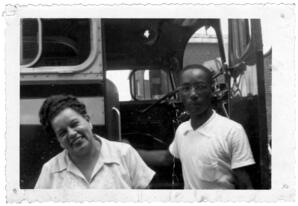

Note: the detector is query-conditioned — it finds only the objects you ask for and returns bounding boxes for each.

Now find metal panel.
[20,97,105,125]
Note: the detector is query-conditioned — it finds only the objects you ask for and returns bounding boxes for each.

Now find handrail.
[112,107,122,142]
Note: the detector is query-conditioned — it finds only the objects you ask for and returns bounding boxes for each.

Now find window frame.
[20,19,43,68]
[129,68,175,101]
[20,19,98,74]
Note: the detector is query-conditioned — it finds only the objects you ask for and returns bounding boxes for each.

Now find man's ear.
[59,141,65,149]
[84,115,93,129]
[84,114,90,121]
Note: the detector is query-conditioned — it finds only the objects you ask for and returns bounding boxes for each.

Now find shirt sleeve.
[230,125,255,169]
[168,128,180,158]
[34,163,52,189]
[125,145,155,189]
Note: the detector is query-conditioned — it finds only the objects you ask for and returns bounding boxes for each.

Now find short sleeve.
[34,164,52,189]
[169,126,181,158]
[125,146,155,189]
[230,125,255,169]
[169,137,179,158]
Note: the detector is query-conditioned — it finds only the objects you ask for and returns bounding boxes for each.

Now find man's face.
[179,68,212,116]
[51,108,94,157]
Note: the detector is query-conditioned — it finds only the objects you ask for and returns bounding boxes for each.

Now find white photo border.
[4,3,296,202]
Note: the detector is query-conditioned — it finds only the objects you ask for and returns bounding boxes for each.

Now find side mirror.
[129,69,173,101]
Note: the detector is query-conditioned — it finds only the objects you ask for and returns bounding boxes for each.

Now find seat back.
[105,79,121,141]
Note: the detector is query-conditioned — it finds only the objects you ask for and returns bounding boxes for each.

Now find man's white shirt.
[169,110,255,189]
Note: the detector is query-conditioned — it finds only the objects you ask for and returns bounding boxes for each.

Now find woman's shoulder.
[41,150,68,173]
[97,136,133,156]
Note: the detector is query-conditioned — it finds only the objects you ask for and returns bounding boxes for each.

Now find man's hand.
[120,139,173,167]
[138,150,173,167]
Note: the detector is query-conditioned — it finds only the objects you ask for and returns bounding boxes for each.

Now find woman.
[35,94,155,189]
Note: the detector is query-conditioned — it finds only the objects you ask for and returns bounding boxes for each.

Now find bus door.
[102,19,228,188]
[227,19,271,189]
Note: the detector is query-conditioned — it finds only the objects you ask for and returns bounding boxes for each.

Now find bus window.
[130,69,173,101]
[183,26,222,74]
[228,19,260,97]
[106,69,173,101]
[21,19,91,67]
[183,26,225,91]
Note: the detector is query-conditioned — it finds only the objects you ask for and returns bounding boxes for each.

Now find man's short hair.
[181,64,213,86]
[39,94,88,138]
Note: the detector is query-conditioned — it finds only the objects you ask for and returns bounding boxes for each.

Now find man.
[139,64,255,189]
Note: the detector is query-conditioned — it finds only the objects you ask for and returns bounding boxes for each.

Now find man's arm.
[137,149,173,167]
[232,167,253,189]
[121,138,175,167]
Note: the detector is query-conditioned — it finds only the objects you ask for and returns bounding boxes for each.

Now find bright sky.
[106,70,132,101]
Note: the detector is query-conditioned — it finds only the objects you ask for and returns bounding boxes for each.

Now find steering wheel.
[139,88,180,114]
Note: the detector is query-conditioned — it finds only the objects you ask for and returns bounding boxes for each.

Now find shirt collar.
[52,135,120,173]
[184,109,216,135]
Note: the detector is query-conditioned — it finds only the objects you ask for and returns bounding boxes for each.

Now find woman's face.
[51,108,94,157]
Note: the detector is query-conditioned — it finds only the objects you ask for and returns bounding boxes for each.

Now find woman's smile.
[51,108,95,157]
[71,136,84,147]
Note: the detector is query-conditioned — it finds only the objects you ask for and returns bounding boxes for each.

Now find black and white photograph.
[3,1,296,203]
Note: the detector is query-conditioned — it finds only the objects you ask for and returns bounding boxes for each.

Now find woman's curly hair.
[39,95,88,138]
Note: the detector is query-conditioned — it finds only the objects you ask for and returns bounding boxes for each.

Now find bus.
[20,18,271,189]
